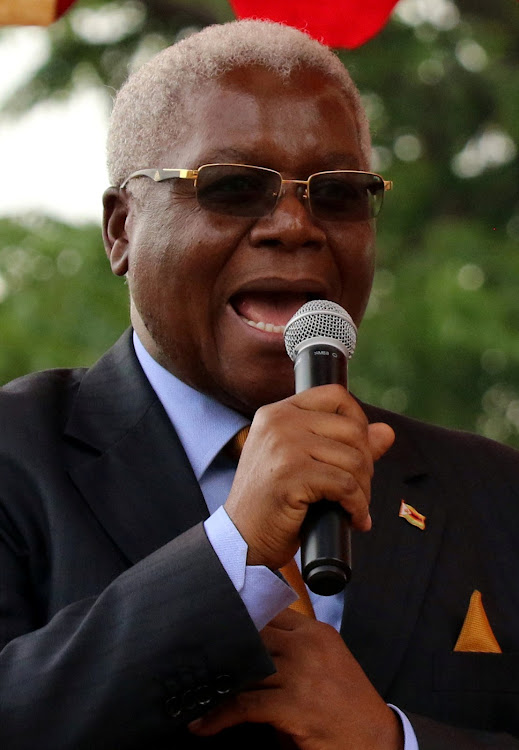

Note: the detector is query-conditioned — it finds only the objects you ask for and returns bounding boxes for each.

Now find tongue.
[233,292,308,327]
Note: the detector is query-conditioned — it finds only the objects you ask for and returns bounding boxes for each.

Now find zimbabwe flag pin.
[399,500,426,530]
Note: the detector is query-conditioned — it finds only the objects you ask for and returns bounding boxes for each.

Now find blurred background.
[0,0,518,444]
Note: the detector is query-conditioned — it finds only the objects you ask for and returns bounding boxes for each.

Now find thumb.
[368,422,395,461]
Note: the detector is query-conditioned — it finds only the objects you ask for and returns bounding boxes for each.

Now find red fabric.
[229,0,400,48]
[56,0,77,19]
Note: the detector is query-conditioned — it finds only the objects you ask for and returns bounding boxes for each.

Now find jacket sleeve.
[409,713,519,749]
[0,521,275,750]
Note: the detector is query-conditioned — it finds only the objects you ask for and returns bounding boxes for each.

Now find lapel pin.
[399,500,426,530]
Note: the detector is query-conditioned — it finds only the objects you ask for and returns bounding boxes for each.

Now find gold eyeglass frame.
[119,163,393,218]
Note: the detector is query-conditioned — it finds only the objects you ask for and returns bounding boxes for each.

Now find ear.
[102,187,130,276]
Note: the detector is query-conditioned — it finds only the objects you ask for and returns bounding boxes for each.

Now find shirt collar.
[133,331,249,480]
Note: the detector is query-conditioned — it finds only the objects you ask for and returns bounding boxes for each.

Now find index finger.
[289,383,368,422]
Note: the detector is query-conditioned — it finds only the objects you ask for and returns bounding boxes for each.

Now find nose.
[248,182,326,251]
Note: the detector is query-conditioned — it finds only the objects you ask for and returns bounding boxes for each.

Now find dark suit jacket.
[1,330,518,749]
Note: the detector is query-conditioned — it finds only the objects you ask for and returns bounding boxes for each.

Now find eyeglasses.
[120,163,393,222]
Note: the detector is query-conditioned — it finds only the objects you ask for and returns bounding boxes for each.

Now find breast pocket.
[433,652,519,734]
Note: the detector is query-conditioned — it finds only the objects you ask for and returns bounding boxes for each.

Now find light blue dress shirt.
[133,332,418,749]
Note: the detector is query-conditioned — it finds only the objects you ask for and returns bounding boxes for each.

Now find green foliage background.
[0,0,518,444]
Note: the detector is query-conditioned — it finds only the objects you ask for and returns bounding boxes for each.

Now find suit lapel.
[341,405,447,697]
[65,331,209,565]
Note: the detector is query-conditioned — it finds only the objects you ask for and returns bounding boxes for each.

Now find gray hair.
[107,19,371,188]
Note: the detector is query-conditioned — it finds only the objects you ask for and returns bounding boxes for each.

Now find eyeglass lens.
[308,172,383,222]
[195,165,384,221]
[196,164,279,217]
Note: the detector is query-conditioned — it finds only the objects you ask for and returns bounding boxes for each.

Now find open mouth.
[230,290,319,334]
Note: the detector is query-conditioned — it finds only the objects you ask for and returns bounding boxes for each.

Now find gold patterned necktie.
[226,426,316,619]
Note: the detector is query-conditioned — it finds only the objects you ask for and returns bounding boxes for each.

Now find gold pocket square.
[454,590,502,653]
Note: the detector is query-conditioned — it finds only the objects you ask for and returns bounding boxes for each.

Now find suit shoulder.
[364,401,519,471]
[1,367,87,400]
[0,368,87,435]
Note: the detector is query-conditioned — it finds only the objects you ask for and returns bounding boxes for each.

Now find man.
[0,19,518,750]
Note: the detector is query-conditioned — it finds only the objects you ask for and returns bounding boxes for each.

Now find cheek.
[126,208,249,336]
[127,208,201,296]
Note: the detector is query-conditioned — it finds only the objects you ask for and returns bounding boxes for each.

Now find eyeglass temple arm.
[384,180,393,191]
[120,168,198,189]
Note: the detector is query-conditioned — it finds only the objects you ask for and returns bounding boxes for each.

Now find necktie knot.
[226,426,250,462]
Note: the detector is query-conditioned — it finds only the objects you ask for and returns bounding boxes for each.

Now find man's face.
[108,66,376,416]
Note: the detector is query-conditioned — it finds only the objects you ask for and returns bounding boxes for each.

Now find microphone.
[284,300,357,596]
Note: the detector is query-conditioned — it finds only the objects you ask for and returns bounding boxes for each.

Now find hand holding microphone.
[224,300,394,589]
[284,300,358,595]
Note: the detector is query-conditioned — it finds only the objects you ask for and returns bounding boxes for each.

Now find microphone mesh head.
[284,300,357,362]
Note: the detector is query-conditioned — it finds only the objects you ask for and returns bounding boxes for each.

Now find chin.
[229,382,294,418]
[220,376,295,417]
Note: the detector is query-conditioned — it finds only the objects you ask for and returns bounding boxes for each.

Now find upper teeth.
[239,315,285,333]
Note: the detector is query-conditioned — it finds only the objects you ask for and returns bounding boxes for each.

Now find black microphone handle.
[294,341,352,595]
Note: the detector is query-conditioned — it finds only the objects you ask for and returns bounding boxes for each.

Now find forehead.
[161,66,363,173]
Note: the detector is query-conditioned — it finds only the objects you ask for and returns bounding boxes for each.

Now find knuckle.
[299,481,319,505]
[340,472,358,496]
[348,419,368,445]
[256,400,292,433]
[347,448,365,474]
[327,383,346,397]
[326,383,348,404]
[253,403,271,429]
